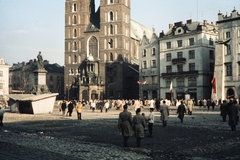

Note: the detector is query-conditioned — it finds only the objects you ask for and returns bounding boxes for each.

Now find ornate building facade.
[213,8,240,100]
[65,0,146,101]
[159,19,218,101]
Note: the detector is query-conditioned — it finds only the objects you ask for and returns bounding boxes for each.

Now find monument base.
[7,93,58,114]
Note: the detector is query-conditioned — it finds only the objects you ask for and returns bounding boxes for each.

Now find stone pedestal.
[32,69,49,95]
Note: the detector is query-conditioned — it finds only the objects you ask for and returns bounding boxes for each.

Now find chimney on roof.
[174,21,183,27]
[169,24,173,29]
[203,20,207,25]
[186,19,192,24]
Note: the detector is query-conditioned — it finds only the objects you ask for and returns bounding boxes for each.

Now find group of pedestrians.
[220,99,240,131]
[60,100,83,120]
[117,100,170,148]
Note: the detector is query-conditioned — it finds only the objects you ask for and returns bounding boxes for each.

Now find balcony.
[162,70,198,77]
[172,58,186,64]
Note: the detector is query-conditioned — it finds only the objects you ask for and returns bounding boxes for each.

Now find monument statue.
[37,51,44,70]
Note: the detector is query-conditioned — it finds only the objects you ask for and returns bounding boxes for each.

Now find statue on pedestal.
[37,51,44,70]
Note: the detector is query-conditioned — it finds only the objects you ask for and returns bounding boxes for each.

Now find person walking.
[211,99,216,111]
[132,108,145,147]
[228,99,239,131]
[187,99,194,115]
[76,101,83,120]
[177,101,186,123]
[207,99,211,111]
[147,108,154,137]
[61,100,67,116]
[67,100,74,116]
[91,99,96,112]
[0,102,5,126]
[160,100,169,127]
[118,104,133,147]
[220,100,228,122]
[155,98,160,111]
[104,100,110,112]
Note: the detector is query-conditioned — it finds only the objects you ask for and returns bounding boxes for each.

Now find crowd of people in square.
[0,96,238,148]
[56,97,240,147]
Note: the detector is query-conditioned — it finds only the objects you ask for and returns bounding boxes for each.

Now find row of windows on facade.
[166,50,214,61]
[163,63,236,77]
[68,63,96,75]
[67,24,129,38]
[68,9,129,25]
[165,38,214,49]
[142,49,215,60]
[142,62,214,73]
[67,52,130,64]
[225,30,240,38]
[66,38,130,51]
[140,77,197,88]
[70,0,130,13]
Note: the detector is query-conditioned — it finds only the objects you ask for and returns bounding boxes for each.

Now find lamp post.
[77,69,81,101]
[67,72,70,101]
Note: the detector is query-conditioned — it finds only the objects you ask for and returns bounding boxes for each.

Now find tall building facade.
[159,19,218,102]
[214,8,240,100]
[65,0,145,101]
[0,58,11,105]
[139,28,158,100]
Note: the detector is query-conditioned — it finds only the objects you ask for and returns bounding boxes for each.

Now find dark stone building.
[9,59,64,99]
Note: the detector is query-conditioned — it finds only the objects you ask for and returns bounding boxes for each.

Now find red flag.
[211,78,216,93]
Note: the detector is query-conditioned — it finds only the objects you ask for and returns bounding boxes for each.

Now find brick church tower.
[64,0,138,101]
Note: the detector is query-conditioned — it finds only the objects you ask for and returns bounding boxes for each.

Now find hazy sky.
[0,0,239,66]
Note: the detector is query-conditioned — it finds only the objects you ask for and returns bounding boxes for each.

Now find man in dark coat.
[155,98,160,111]
[118,104,133,147]
[220,100,228,122]
[228,100,239,131]
[61,100,67,116]
[133,108,145,147]
[67,100,74,116]
[177,101,186,123]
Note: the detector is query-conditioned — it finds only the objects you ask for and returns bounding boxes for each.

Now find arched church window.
[109,39,113,48]
[73,3,77,12]
[74,42,77,50]
[110,24,113,34]
[74,29,77,37]
[73,15,77,24]
[68,55,71,64]
[110,53,113,61]
[109,11,114,21]
[89,36,98,59]
[74,55,77,63]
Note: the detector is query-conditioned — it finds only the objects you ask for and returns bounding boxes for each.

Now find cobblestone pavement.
[0,105,240,160]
